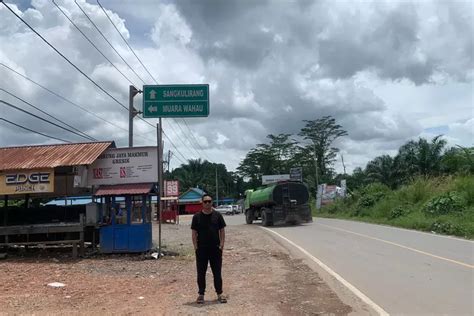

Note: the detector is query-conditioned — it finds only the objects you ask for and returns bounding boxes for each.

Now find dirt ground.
[0,219,352,315]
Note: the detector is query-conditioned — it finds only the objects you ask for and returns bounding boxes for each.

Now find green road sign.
[143,84,209,118]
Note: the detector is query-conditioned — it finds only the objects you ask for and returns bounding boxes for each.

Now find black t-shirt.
[191,211,226,248]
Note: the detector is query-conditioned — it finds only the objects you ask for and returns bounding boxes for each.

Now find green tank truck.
[244,181,313,226]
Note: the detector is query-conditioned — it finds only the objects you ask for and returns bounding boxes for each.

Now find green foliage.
[356,183,390,207]
[452,176,474,205]
[317,176,474,239]
[441,146,474,175]
[389,205,409,219]
[396,135,447,180]
[170,159,244,199]
[395,177,440,204]
[298,116,348,178]
[237,133,298,186]
[365,155,398,189]
[424,192,466,215]
[430,221,465,236]
[237,116,348,194]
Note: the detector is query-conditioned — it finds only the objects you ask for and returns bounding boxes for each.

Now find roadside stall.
[94,183,155,253]
[87,146,158,253]
[0,142,114,257]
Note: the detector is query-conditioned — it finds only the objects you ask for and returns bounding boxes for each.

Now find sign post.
[142,83,210,257]
[290,167,303,182]
[262,174,290,185]
[157,120,163,257]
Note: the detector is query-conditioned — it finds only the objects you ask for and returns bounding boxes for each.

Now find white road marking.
[316,222,474,269]
[315,217,474,244]
[261,226,390,316]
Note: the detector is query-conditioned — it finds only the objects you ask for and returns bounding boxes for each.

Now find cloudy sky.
[0,0,472,173]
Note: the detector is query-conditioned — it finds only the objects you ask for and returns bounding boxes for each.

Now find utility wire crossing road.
[262,218,474,315]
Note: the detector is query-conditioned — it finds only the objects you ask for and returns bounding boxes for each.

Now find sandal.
[196,295,204,304]
[217,294,227,303]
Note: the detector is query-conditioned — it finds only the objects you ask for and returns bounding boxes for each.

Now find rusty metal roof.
[0,141,114,171]
[94,183,155,196]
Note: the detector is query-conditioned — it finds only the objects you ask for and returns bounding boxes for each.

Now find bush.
[453,176,474,206]
[357,195,377,208]
[389,205,408,219]
[396,177,439,204]
[424,191,466,215]
[323,202,341,214]
[355,183,390,210]
[430,221,465,236]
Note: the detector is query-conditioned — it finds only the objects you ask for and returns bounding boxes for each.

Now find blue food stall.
[94,183,156,253]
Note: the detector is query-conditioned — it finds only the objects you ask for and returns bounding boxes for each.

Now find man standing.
[191,194,227,304]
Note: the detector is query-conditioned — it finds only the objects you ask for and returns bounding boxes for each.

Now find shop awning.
[0,141,114,171]
[94,183,156,196]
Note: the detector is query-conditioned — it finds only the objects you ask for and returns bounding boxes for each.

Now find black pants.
[196,246,223,295]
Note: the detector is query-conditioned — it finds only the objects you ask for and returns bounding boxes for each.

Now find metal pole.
[129,86,139,147]
[313,142,319,210]
[313,143,319,188]
[157,119,163,257]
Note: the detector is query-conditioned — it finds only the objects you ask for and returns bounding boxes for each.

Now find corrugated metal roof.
[94,183,155,196]
[0,141,114,171]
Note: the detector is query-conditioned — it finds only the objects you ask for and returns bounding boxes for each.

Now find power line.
[0,99,95,141]
[182,118,214,162]
[52,0,136,86]
[0,117,72,143]
[96,0,210,161]
[0,87,97,141]
[174,119,202,158]
[1,1,128,111]
[74,0,147,85]
[0,62,155,143]
[97,0,158,83]
[163,130,187,164]
[137,117,188,164]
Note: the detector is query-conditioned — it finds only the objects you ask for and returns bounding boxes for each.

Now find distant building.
[178,187,205,214]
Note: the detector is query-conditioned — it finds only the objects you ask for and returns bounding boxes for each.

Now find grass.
[313,175,474,239]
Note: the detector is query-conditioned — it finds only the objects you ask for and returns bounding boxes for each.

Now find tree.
[365,155,398,188]
[396,135,447,180]
[237,133,297,186]
[298,116,348,178]
[441,145,474,174]
[171,159,244,199]
[266,134,297,173]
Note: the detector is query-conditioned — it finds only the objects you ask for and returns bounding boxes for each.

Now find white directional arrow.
[149,90,157,99]
[148,105,158,113]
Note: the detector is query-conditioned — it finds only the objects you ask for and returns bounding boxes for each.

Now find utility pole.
[313,142,319,189]
[341,154,347,175]
[313,142,321,210]
[167,150,172,173]
[129,85,140,147]
[157,119,163,257]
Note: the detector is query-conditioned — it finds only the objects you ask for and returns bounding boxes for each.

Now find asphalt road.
[224,214,474,315]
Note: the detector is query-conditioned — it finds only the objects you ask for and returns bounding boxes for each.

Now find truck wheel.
[261,211,269,226]
[245,210,253,224]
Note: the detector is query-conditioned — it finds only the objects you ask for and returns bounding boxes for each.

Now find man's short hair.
[202,194,212,201]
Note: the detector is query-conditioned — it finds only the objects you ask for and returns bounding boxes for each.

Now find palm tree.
[365,155,398,188]
[396,135,447,180]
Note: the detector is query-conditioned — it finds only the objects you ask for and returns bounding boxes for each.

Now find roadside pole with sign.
[143,84,210,257]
